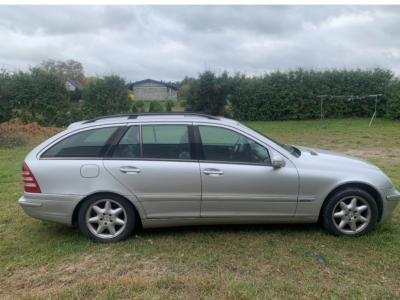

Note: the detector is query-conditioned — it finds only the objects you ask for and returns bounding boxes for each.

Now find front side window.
[142,125,190,159]
[42,127,117,158]
[199,126,271,164]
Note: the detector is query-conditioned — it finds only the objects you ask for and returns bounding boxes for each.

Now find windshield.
[241,124,294,154]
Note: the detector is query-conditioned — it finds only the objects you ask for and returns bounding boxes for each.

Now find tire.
[322,187,378,237]
[78,194,136,243]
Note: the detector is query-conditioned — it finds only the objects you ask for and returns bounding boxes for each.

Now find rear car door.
[103,123,202,218]
[196,124,299,218]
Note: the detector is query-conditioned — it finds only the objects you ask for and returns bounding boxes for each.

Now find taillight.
[22,162,41,193]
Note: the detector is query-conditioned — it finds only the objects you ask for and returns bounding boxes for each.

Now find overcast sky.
[1,5,400,83]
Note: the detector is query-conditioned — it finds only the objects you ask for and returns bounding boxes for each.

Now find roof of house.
[66,79,84,90]
[126,79,179,90]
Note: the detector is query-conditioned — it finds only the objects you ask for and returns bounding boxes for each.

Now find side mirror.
[272,155,285,168]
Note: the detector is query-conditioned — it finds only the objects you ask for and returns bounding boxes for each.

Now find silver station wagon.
[19,112,400,242]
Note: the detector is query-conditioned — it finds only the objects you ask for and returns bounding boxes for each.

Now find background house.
[65,79,84,91]
[127,79,179,101]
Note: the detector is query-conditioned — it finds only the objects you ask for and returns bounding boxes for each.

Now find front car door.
[195,124,299,218]
[103,123,201,218]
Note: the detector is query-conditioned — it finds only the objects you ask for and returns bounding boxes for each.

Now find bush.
[148,100,164,112]
[179,100,187,107]
[54,112,70,128]
[135,99,145,108]
[385,78,400,119]
[165,99,175,108]
[82,74,131,119]
[228,67,394,121]
[131,103,138,113]
[139,107,146,113]
[0,129,29,147]
[11,68,70,126]
[165,99,175,111]
[69,105,83,123]
[0,118,63,147]
[0,69,13,123]
[69,88,82,102]
[186,70,229,116]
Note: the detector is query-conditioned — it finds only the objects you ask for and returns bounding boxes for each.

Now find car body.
[18,112,400,242]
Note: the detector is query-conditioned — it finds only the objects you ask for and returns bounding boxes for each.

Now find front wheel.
[78,194,135,243]
[322,188,378,237]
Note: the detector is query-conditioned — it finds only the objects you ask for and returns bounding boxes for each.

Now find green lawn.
[1,118,400,299]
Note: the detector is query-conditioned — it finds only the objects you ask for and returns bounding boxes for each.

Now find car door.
[103,123,202,219]
[196,124,299,218]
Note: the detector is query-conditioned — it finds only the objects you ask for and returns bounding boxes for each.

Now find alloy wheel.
[85,199,127,239]
[332,196,371,234]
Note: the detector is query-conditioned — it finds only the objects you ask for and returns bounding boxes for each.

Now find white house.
[65,80,84,91]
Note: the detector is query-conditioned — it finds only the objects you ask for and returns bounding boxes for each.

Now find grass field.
[1,118,400,299]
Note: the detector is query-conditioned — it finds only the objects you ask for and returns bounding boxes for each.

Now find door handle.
[203,168,224,175]
[119,166,141,173]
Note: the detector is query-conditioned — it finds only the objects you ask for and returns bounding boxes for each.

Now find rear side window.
[42,127,117,158]
[142,125,190,159]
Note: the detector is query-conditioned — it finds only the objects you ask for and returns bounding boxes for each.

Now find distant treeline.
[1,66,400,128]
[182,67,400,120]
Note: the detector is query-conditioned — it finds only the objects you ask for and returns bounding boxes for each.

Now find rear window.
[42,127,117,158]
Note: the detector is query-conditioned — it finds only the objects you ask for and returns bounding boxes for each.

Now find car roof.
[67,113,240,130]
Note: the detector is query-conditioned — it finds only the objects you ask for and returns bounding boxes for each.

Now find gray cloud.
[0,5,400,82]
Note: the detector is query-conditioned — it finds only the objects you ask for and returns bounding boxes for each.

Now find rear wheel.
[78,194,135,243]
[322,188,378,237]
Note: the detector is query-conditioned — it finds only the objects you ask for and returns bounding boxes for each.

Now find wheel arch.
[72,192,143,229]
[319,182,383,222]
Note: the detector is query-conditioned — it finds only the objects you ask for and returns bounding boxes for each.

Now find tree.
[84,76,97,87]
[81,74,131,119]
[179,84,190,100]
[39,59,86,83]
[0,68,14,123]
[186,70,229,116]
[170,76,196,89]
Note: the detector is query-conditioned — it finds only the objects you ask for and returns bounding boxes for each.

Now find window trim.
[194,125,273,167]
[100,126,129,158]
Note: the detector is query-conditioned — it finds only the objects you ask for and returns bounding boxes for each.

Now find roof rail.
[82,112,220,124]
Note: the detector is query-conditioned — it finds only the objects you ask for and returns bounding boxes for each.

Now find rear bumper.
[18,193,80,226]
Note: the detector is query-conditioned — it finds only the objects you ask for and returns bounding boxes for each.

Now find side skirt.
[141,217,318,229]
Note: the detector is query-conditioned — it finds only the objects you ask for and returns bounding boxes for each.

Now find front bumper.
[386,190,400,201]
[18,192,80,226]
[380,189,400,222]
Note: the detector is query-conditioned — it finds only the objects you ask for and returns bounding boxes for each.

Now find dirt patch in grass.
[343,148,400,163]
